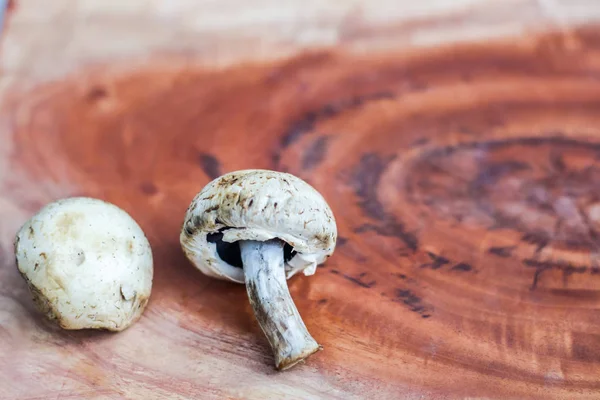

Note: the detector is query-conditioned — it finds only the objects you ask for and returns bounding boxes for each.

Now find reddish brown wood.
[3,23,600,399]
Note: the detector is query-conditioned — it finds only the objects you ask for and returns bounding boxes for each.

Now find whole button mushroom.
[14,197,153,331]
[180,169,337,370]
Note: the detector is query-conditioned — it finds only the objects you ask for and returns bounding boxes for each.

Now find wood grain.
[3,1,600,399]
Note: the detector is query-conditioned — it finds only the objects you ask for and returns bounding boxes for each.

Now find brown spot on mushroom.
[184,222,195,237]
[56,212,84,238]
[303,219,315,229]
[218,176,239,187]
[138,297,149,309]
[205,204,220,212]
[315,233,331,247]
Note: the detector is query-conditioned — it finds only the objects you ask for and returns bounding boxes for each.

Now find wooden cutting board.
[3,1,600,399]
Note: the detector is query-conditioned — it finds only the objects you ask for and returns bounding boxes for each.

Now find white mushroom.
[180,169,337,370]
[14,197,153,331]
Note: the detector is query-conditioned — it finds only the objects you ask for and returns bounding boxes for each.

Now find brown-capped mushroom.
[180,169,337,370]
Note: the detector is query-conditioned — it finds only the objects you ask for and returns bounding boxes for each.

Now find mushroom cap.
[180,169,337,283]
[14,197,153,331]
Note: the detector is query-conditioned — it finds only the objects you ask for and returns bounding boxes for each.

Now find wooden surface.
[3,1,600,399]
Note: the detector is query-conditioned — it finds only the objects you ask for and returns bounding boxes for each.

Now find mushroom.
[14,197,153,331]
[180,169,337,370]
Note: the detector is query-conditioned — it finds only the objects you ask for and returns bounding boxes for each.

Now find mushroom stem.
[240,239,321,370]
